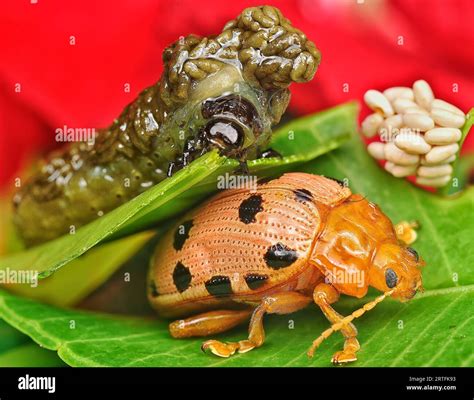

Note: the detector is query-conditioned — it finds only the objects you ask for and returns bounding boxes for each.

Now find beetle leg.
[312,283,360,365]
[169,309,252,339]
[394,220,419,245]
[202,292,312,358]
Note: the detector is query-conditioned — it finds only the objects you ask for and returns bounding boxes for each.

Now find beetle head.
[369,243,424,302]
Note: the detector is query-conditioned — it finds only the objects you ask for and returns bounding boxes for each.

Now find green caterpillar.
[13,6,320,246]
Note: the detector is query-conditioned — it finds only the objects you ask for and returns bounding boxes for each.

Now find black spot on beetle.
[205,275,233,297]
[173,220,194,251]
[173,262,192,293]
[385,268,398,289]
[407,247,419,262]
[327,176,346,187]
[245,274,269,290]
[293,188,313,202]
[149,280,159,297]
[264,243,298,269]
[257,172,284,185]
[239,194,263,224]
[257,176,273,185]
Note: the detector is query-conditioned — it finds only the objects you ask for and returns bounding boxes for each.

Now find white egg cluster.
[362,80,466,187]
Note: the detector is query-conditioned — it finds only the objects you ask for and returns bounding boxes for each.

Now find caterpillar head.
[160,5,321,160]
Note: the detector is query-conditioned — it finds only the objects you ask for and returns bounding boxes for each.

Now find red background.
[1,0,473,190]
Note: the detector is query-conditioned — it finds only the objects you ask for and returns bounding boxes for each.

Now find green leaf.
[0,319,29,354]
[0,102,357,279]
[441,107,474,195]
[0,319,64,367]
[2,230,155,307]
[455,153,474,190]
[0,343,66,367]
[0,127,472,367]
[0,286,471,367]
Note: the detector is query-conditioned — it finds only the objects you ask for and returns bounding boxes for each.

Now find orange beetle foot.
[331,350,358,365]
[331,337,360,365]
[201,339,255,358]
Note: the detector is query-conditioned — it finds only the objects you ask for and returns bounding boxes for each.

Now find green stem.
[439,107,474,196]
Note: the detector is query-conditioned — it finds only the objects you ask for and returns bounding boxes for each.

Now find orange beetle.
[147,172,424,364]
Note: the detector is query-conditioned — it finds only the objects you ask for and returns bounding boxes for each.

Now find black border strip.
[0,367,472,396]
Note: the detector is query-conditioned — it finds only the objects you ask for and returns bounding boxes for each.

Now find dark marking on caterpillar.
[239,194,263,224]
[258,148,282,159]
[245,274,269,290]
[202,95,262,133]
[235,160,249,176]
[173,220,194,251]
[264,242,298,269]
[173,262,192,293]
[293,188,313,202]
[167,162,177,178]
[205,275,233,297]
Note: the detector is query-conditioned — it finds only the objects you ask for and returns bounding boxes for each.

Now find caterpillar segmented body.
[13,6,320,246]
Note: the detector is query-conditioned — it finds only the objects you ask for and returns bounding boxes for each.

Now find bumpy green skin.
[13,5,320,246]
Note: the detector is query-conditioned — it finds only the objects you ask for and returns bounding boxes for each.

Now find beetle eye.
[407,247,419,262]
[385,268,398,288]
[204,119,244,149]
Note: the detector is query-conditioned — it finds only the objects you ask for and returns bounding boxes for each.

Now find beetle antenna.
[307,289,395,357]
